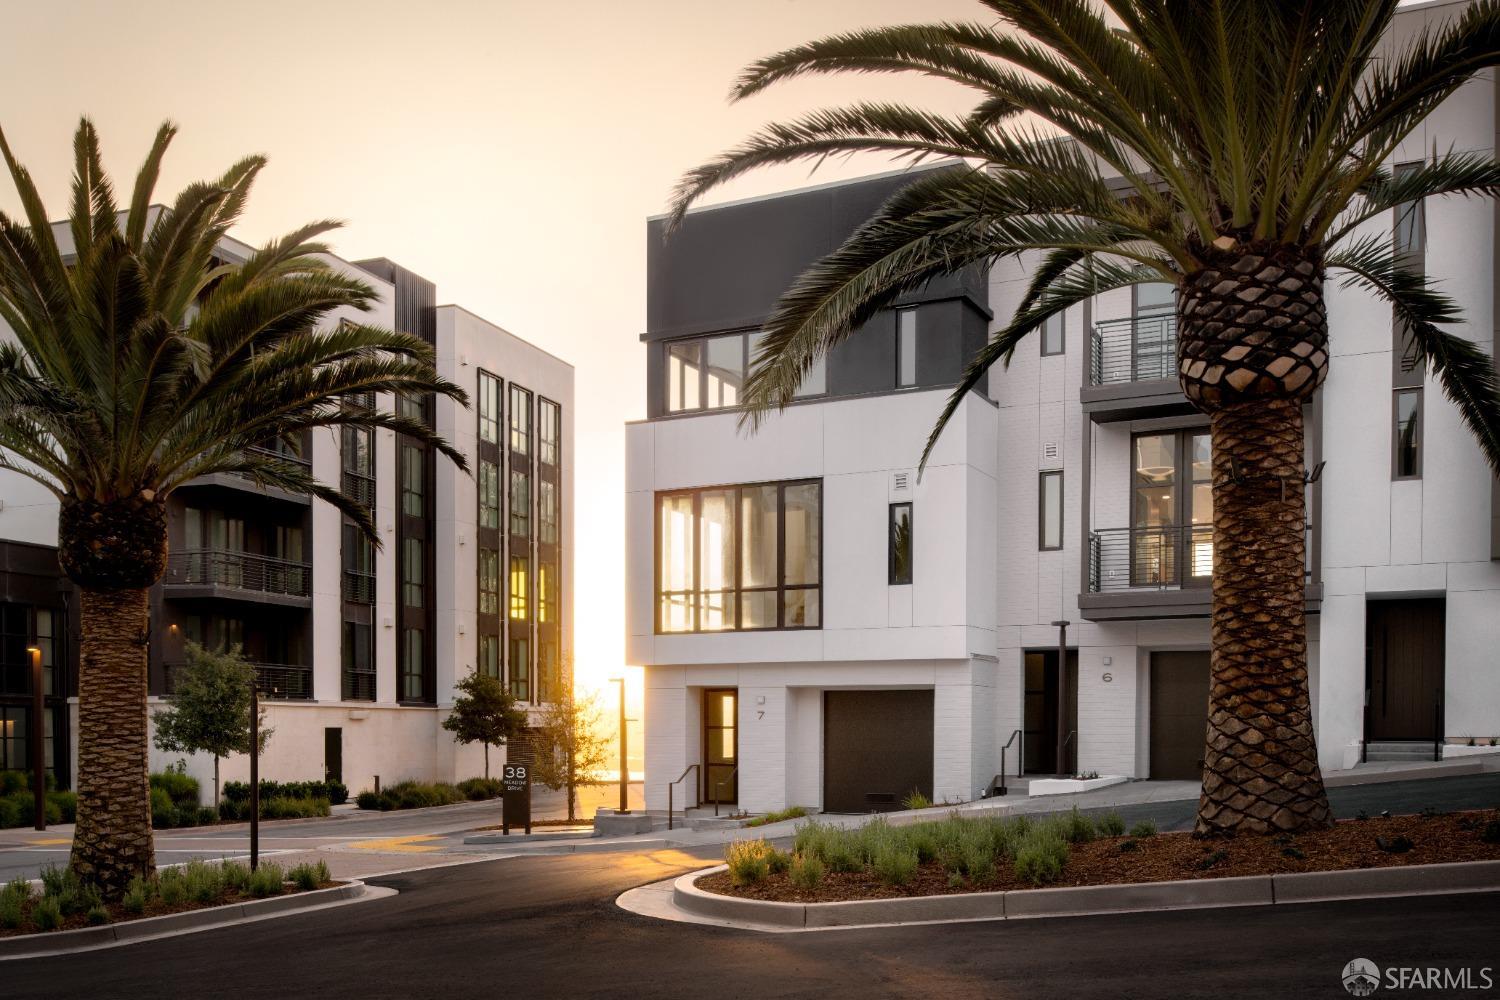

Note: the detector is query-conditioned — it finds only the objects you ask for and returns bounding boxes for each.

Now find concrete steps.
[1364,741,1441,763]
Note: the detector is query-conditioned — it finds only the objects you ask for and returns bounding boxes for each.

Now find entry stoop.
[1364,741,1440,763]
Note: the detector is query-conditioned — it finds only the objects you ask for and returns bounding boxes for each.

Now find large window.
[478,371,503,444]
[889,502,913,585]
[478,634,500,680]
[1393,388,1422,479]
[509,554,530,621]
[1039,470,1063,551]
[665,330,825,413]
[539,480,558,544]
[1131,430,1212,585]
[508,635,529,701]
[402,538,424,607]
[656,479,821,633]
[478,459,501,529]
[341,621,374,701]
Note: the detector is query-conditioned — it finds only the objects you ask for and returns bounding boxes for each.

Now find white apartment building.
[0,232,573,797]
[629,0,1500,815]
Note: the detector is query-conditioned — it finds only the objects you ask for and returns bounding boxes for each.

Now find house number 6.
[1102,672,1113,683]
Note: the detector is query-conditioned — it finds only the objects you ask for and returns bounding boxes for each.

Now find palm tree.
[0,119,466,895]
[670,1,1500,835]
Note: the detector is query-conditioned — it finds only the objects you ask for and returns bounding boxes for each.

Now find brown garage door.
[1150,652,1210,780]
[823,690,934,813]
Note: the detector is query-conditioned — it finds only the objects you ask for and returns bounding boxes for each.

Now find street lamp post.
[27,646,44,831]
[611,677,628,814]
[249,678,260,871]
[1050,620,1071,777]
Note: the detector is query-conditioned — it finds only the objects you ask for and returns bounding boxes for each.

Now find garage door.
[1149,652,1210,780]
[823,690,933,813]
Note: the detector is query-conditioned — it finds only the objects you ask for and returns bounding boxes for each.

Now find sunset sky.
[0,0,982,702]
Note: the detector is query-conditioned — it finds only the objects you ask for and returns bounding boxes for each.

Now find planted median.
[700,807,1500,903]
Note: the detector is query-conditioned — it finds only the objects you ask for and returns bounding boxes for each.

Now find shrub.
[248,863,286,898]
[87,904,110,926]
[261,796,331,820]
[0,797,19,829]
[1014,827,1069,885]
[151,786,178,828]
[222,779,349,806]
[122,878,150,915]
[47,791,77,824]
[726,839,773,886]
[221,860,251,893]
[872,844,919,886]
[183,859,223,903]
[901,790,933,811]
[355,790,381,811]
[745,805,808,827]
[1128,819,1158,839]
[289,861,330,891]
[1060,808,1096,844]
[457,777,503,801]
[0,892,22,929]
[0,770,23,796]
[789,852,824,890]
[150,770,202,807]
[1098,811,1127,837]
[31,896,63,931]
[158,869,187,906]
[766,847,792,876]
[1119,839,1139,853]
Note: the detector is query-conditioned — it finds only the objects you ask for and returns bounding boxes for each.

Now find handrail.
[1433,699,1443,763]
[666,763,699,831]
[987,728,1025,797]
[714,767,739,817]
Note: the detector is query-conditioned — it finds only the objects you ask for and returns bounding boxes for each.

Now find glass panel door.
[1131,433,1177,587]
[1132,283,1176,380]
[703,689,738,804]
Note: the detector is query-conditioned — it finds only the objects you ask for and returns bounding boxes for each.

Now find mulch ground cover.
[0,880,341,939]
[700,808,1500,904]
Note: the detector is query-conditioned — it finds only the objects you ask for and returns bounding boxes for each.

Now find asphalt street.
[3,844,1496,1000]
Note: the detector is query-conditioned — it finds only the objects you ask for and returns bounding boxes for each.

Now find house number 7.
[757,710,765,720]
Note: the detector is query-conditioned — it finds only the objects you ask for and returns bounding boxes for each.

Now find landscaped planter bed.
[0,859,338,939]
[699,809,1500,904]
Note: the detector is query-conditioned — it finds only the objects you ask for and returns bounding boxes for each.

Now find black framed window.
[341,621,374,701]
[400,444,424,517]
[508,635,529,701]
[656,479,821,633]
[1039,470,1063,551]
[478,459,500,529]
[1393,388,1422,479]
[1041,312,1065,356]
[400,628,424,701]
[478,371,503,444]
[889,502,913,585]
[1130,429,1213,585]
[402,537,424,608]
[666,330,825,413]
[538,480,558,544]
[510,468,531,537]
[478,634,500,680]
[539,398,560,466]
[479,547,500,616]
[509,385,532,456]
[509,554,530,622]
[897,308,918,387]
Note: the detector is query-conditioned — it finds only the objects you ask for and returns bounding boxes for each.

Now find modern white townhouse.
[0,228,573,796]
[629,0,1500,815]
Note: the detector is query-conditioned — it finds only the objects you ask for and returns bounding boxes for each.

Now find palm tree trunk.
[69,587,155,896]
[1196,397,1332,835]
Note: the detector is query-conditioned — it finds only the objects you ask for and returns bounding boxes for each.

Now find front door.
[1023,650,1078,775]
[1367,599,1445,741]
[1149,651,1211,779]
[703,688,737,804]
[324,727,343,784]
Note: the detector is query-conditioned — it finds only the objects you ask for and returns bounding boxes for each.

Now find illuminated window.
[656,480,821,633]
[509,555,530,621]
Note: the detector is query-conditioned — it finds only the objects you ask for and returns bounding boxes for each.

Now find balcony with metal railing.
[1082,313,1193,420]
[342,570,376,604]
[163,549,313,607]
[166,660,313,701]
[1080,524,1320,621]
[180,441,314,504]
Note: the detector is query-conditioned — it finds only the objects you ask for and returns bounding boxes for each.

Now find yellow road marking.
[30,838,70,846]
[347,834,444,853]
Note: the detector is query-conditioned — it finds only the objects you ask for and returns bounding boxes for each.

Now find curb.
[0,880,371,961]
[662,859,1500,932]
[498,838,677,856]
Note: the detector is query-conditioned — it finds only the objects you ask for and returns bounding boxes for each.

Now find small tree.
[532,672,610,822]
[443,670,528,780]
[151,642,272,809]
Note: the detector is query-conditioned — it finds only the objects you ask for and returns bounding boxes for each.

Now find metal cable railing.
[166,549,312,598]
[1088,526,1214,592]
[1089,314,1177,385]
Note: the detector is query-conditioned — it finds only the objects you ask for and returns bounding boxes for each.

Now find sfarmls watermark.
[1343,958,1495,996]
